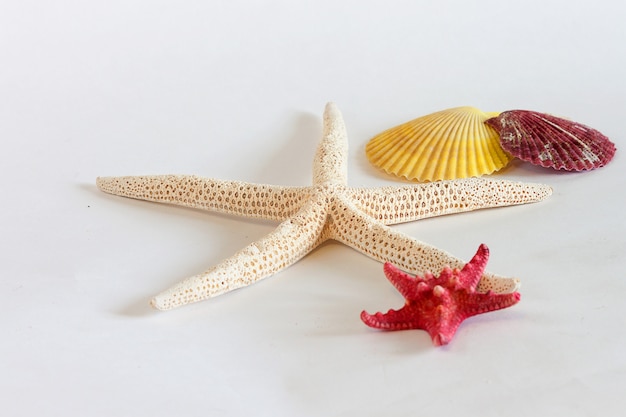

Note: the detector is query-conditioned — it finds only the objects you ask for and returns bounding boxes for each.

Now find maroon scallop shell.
[485,110,616,171]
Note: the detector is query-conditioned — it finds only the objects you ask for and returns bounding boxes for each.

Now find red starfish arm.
[361,301,465,346]
[382,263,430,300]
[421,307,464,347]
[458,244,490,290]
[360,306,424,331]
[459,292,521,319]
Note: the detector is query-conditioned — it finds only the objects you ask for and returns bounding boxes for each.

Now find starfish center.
[315,183,346,196]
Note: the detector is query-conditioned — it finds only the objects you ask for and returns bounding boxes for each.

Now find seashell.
[366,107,513,181]
[485,110,616,171]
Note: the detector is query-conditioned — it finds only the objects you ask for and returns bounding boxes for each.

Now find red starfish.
[361,244,521,346]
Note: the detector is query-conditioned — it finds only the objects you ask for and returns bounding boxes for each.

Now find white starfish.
[97,103,552,310]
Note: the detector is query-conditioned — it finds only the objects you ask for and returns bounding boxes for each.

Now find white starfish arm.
[329,197,519,293]
[313,102,348,186]
[151,199,329,310]
[346,178,552,225]
[96,175,312,221]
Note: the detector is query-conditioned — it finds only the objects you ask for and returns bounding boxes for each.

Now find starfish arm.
[383,262,429,300]
[458,243,490,290]
[150,198,329,310]
[313,102,348,186]
[96,175,311,221]
[346,178,552,225]
[329,198,519,294]
[423,313,464,347]
[360,306,423,330]
[459,291,521,319]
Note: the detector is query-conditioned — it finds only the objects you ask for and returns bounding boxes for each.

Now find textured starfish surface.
[97,103,551,310]
[361,244,521,346]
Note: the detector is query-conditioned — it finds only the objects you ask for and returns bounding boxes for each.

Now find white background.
[2,1,625,416]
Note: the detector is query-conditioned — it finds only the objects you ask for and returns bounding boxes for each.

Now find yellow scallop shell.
[366,107,513,181]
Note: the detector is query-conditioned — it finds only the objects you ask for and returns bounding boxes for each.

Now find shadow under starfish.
[97,103,552,310]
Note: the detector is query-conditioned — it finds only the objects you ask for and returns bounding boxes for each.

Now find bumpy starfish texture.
[97,103,551,310]
[361,244,521,346]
